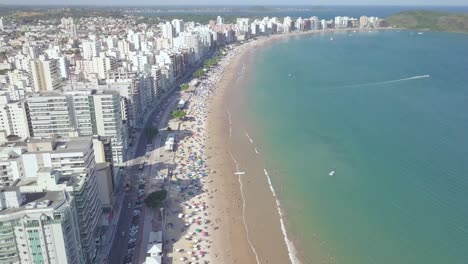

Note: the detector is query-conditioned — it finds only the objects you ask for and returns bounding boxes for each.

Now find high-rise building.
[82,40,101,60]
[27,94,75,138]
[89,91,127,165]
[61,17,77,38]
[172,19,185,36]
[92,55,115,80]
[216,16,224,25]
[21,137,102,263]
[161,22,174,45]
[283,17,293,33]
[0,95,31,140]
[30,58,63,92]
[0,187,85,264]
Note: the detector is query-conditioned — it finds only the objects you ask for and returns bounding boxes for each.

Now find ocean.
[240,30,468,263]
[144,6,468,20]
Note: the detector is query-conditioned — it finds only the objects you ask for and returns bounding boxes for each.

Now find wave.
[264,169,302,264]
[341,75,430,88]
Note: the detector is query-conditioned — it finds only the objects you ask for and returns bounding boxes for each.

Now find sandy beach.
[206,37,296,264]
[161,28,393,264]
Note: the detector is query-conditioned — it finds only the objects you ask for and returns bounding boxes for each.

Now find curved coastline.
[206,27,393,264]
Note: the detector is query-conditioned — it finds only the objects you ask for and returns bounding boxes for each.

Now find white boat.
[330,37,334,41]
[329,171,335,176]
[417,32,424,35]
[288,73,292,77]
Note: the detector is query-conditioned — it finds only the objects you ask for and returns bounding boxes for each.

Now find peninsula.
[386,10,468,33]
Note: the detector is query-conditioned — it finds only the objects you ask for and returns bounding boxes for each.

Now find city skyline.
[1,0,468,6]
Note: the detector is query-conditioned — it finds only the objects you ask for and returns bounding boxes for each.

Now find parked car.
[121,231,125,237]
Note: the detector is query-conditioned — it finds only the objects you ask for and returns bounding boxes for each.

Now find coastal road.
[108,64,208,264]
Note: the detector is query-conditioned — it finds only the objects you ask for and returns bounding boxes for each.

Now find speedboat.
[329,171,335,176]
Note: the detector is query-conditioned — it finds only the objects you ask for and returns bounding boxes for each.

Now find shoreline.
[206,27,394,264]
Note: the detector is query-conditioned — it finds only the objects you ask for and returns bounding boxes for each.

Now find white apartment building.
[30,58,63,92]
[0,146,26,188]
[0,187,85,264]
[0,95,31,140]
[90,91,127,165]
[82,40,101,61]
[92,56,114,80]
[27,94,75,138]
[172,19,185,35]
[20,137,102,263]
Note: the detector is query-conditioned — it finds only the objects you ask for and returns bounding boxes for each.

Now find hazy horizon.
[1,1,468,7]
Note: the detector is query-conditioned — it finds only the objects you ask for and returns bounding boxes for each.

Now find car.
[138,184,145,189]
[121,231,126,237]
[135,203,142,208]
[127,203,131,209]
[138,179,145,184]
[130,225,139,231]
[133,211,141,216]
[127,248,135,254]
[128,238,136,244]
[128,242,136,248]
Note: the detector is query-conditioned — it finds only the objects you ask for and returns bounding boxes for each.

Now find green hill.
[386,10,468,33]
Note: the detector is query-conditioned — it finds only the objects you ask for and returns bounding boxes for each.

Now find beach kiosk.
[177,99,186,110]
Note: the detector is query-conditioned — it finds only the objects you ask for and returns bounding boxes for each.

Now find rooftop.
[0,190,66,217]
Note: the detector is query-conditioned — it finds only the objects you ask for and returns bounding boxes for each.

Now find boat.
[288,73,292,77]
[417,32,424,35]
[329,171,335,176]
[330,37,334,41]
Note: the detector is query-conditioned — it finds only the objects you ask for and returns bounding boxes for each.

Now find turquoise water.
[244,30,468,264]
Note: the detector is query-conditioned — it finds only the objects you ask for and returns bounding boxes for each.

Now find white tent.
[144,255,162,264]
[146,243,163,256]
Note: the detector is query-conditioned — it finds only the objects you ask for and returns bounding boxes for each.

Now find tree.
[171,110,186,120]
[180,83,189,91]
[193,69,205,78]
[144,189,168,209]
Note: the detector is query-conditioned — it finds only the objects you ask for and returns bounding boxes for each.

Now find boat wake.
[341,75,430,88]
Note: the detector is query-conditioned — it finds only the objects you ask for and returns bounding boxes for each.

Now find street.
[107,57,211,264]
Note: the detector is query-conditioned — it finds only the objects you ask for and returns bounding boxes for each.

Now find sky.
[1,0,467,6]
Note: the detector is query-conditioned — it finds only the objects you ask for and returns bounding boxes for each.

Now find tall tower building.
[27,94,74,137]
[0,187,85,264]
[30,58,63,92]
[172,19,185,36]
[216,16,224,25]
[82,40,101,60]
[0,95,31,140]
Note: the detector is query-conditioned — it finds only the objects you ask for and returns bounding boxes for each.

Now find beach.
[162,28,397,264]
[205,37,297,264]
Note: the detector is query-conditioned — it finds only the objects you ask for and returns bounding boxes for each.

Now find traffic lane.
[108,190,138,264]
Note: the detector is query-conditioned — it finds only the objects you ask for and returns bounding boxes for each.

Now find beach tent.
[146,243,163,256]
[145,255,162,264]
